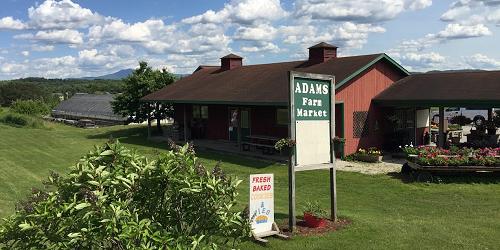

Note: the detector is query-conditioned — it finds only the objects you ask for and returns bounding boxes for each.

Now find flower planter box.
[356,154,382,163]
[303,212,327,228]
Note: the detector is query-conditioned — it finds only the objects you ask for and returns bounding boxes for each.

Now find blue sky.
[0,0,499,79]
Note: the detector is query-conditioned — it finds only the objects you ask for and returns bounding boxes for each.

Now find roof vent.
[308,42,338,64]
[221,53,243,71]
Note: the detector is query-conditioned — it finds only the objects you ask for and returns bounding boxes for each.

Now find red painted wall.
[250,106,288,138]
[335,60,407,155]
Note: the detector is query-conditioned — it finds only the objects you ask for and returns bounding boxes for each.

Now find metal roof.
[52,94,126,121]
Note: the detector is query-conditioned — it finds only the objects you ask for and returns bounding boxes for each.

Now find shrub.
[10,99,50,116]
[0,140,250,249]
[303,201,328,218]
[449,115,472,126]
[0,112,45,128]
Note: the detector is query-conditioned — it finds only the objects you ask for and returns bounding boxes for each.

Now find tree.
[0,82,49,106]
[112,62,176,132]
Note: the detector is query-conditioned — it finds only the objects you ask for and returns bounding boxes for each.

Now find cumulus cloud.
[241,41,280,53]
[182,0,287,25]
[433,23,491,39]
[16,29,84,44]
[32,44,55,52]
[441,0,500,25]
[0,17,27,30]
[280,22,385,50]
[294,0,432,23]
[464,53,500,69]
[27,0,104,29]
[234,23,278,41]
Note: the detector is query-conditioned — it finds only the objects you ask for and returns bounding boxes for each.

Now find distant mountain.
[81,69,190,80]
[81,69,134,80]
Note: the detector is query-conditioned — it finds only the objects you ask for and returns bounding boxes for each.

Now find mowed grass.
[1,123,500,249]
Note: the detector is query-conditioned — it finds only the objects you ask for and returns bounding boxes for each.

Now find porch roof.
[142,54,408,106]
[373,71,500,107]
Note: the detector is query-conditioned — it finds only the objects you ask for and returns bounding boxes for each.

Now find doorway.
[228,107,251,142]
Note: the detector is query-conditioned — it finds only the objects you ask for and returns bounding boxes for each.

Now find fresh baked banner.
[249,174,274,235]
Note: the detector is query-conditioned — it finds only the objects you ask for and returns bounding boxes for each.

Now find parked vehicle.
[431,108,493,124]
[77,119,96,128]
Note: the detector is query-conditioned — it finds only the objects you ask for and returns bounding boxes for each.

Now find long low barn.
[52,93,126,126]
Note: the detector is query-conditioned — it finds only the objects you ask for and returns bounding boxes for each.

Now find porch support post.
[237,107,242,150]
[183,104,188,143]
[438,106,445,148]
[488,108,493,121]
[147,112,151,140]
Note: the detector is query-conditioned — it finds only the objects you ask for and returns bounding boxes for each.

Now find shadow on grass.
[388,171,500,184]
[87,126,275,169]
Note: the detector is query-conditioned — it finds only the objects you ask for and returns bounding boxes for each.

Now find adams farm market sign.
[249,174,274,235]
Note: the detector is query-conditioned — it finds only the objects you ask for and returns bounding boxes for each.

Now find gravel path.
[336,158,405,175]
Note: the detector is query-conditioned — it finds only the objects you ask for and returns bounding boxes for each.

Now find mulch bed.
[280,218,351,237]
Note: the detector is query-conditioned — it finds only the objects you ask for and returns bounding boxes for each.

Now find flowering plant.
[274,138,296,151]
[403,145,500,166]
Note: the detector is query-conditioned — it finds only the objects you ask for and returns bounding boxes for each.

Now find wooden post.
[147,113,151,140]
[329,80,337,222]
[237,107,242,150]
[288,152,296,232]
[438,107,445,148]
[183,104,188,142]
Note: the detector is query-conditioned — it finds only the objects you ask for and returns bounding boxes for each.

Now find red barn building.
[143,42,409,155]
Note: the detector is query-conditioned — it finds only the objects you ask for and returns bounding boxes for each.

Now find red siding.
[335,60,406,155]
[207,105,228,140]
[250,106,288,138]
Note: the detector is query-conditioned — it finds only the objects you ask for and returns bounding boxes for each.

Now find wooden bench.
[242,142,276,154]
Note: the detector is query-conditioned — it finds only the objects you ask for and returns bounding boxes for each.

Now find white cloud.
[16,29,84,44]
[234,23,277,41]
[464,53,500,69]
[294,0,432,23]
[280,22,385,50]
[0,17,27,30]
[433,23,491,39]
[0,62,27,74]
[32,44,55,52]
[390,52,447,71]
[27,0,103,29]
[182,0,287,25]
[441,0,500,25]
[241,41,280,53]
[21,51,30,57]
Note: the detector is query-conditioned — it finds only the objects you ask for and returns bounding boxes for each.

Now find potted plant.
[274,138,295,156]
[332,136,346,159]
[355,147,382,163]
[303,201,328,228]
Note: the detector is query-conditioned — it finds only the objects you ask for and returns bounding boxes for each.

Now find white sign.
[290,72,335,170]
[249,174,274,235]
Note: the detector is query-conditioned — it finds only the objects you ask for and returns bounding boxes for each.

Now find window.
[353,111,369,138]
[193,105,208,119]
[276,108,288,126]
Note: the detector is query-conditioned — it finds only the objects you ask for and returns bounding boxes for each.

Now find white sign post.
[288,71,336,232]
[249,174,287,243]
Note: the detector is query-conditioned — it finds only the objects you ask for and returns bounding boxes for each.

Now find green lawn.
[0,123,499,249]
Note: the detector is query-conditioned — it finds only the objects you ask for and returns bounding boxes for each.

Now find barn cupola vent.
[221,53,243,71]
[308,42,338,64]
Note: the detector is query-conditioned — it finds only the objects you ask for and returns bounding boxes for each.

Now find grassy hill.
[0,123,499,249]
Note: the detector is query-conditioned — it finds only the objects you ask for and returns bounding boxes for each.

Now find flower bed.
[402,145,500,167]
[347,147,382,163]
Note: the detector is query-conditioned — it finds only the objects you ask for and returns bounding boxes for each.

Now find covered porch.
[373,71,500,149]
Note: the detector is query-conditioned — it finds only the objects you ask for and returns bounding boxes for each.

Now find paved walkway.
[336,158,405,175]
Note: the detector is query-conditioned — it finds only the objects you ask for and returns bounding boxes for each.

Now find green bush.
[10,99,50,116]
[0,112,45,128]
[0,141,250,249]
